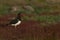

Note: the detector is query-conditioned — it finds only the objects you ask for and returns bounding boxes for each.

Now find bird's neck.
[16,16,21,21]
[18,18,21,21]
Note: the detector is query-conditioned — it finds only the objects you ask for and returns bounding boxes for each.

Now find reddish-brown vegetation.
[0,14,60,40]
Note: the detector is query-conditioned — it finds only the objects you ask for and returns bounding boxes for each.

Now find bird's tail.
[0,23,10,27]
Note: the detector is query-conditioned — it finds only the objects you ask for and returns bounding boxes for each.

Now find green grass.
[0,4,10,14]
[23,15,60,23]
[0,0,60,14]
[0,0,60,23]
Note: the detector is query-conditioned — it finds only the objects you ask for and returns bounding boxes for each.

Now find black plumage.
[9,19,20,24]
[6,12,22,27]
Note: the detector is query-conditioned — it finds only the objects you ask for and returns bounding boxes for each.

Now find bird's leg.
[15,25,17,29]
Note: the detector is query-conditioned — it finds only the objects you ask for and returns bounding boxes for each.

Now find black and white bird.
[7,12,22,28]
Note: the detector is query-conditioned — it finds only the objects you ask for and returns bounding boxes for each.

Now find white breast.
[11,21,21,27]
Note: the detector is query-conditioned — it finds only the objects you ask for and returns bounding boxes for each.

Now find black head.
[16,12,23,20]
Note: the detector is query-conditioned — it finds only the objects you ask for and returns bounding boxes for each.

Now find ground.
[0,14,60,40]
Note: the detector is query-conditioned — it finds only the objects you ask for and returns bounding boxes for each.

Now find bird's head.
[17,12,24,17]
[17,12,24,20]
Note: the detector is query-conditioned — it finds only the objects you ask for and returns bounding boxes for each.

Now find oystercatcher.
[7,12,22,28]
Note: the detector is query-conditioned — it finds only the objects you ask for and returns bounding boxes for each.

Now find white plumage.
[7,12,22,28]
[11,21,21,28]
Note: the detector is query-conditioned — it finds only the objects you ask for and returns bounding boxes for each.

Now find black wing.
[9,19,18,24]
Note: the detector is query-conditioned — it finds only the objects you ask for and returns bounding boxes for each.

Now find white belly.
[11,21,21,27]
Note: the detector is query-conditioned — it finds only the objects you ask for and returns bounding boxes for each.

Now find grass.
[23,15,60,23]
[0,0,60,14]
[0,0,60,23]
[0,0,59,22]
[0,4,10,14]
[0,4,60,24]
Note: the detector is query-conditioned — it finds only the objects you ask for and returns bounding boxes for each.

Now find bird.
[6,12,22,28]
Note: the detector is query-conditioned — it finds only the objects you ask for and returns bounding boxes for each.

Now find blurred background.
[0,0,60,23]
[0,0,60,40]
